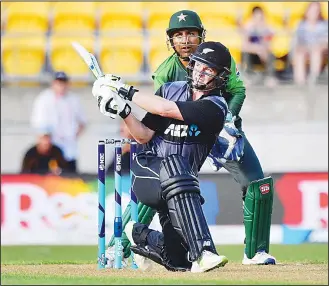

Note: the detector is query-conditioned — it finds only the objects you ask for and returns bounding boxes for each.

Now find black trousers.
[131,151,166,210]
[131,151,190,267]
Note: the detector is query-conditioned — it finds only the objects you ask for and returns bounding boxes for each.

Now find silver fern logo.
[189,124,201,136]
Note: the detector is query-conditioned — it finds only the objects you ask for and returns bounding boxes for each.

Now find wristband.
[119,103,131,119]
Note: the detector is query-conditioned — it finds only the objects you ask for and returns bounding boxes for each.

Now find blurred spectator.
[30,71,87,173]
[107,122,134,175]
[241,6,277,87]
[291,2,328,85]
[21,129,68,175]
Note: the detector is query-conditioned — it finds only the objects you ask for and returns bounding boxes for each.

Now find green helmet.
[166,10,205,37]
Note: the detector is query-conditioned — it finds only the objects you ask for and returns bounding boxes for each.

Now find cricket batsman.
[93,41,232,272]
[106,9,276,266]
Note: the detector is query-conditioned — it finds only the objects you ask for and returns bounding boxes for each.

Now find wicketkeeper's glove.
[207,112,245,171]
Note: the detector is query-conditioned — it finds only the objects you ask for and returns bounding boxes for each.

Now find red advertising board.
[1,172,327,245]
[276,173,328,228]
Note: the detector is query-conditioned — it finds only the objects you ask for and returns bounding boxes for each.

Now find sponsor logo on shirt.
[259,183,270,194]
[164,124,188,137]
[164,124,201,138]
[189,124,201,137]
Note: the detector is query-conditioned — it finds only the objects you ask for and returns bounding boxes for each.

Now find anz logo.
[164,124,188,137]
[164,124,201,138]
[188,124,201,137]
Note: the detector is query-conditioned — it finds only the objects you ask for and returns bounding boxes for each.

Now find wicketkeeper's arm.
[225,57,246,117]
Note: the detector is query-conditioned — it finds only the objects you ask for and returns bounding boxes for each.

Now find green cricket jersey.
[152,53,246,129]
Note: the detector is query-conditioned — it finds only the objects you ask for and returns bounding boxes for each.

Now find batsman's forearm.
[123,114,154,144]
[132,93,171,115]
[132,93,181,120]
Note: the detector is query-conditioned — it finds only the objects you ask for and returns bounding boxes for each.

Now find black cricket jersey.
[141,81,228,174]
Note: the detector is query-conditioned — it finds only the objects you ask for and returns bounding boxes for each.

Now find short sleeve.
[176,97,227,134]
[141,112,170,133]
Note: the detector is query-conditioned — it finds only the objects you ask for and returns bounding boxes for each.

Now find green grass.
[1,244,328,285]
[1,244,328,265]
[2,273,312,285]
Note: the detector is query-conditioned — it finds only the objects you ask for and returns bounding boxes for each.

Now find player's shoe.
[242,251,276,265]
[191,250,228,273]
[125,221,153,271]
[105,246,128,268]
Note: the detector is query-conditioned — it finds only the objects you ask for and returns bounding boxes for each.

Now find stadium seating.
[321,2,329,20]
[49,34,96,76]
[202,20,237,33]
[284,2,328,30]
[271,33,292,59]
[271,32,292,71]
[240,2,286,31]
[52,2,96,34]
[189,2,240,27]
[98,2,143,32]
[206,30,243,65]
[149,34,174,73]
[283,2,309,30]
[1,1,12,15]
[4,2,50,34]
[99,35,144,76]
[1,1,316,82]
[145,2,191,31]
[2,35,46,76]
[1,2,10,10]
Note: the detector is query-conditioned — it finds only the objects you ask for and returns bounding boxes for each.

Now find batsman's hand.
[92,74,134,119]
[92,74,122,99]
[92,75,120,118]
[113,93,132,119]
[93,73,138,101]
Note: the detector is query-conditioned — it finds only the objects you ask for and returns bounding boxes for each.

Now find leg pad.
[160,155,217,261]
[244,177,274,259]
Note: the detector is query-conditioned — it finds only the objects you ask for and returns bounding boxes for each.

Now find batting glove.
[113,93,132,119]
[92,76,118,118]
[93,74,138,101]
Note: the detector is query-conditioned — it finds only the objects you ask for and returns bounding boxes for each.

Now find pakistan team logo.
[189,124,201,137]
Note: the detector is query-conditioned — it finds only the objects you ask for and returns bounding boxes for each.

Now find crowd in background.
[240,2,327,86]
[1,2,328,86]
[13,2,328,175]
[21,71,87,175]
